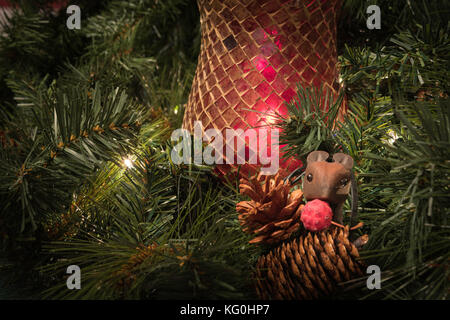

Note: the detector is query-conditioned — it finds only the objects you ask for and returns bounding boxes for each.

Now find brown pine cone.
[255,225,366,300]
[236,169,304,245]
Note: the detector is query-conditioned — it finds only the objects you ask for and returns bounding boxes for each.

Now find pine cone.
[255,225,366,300]
[237,169,304,245]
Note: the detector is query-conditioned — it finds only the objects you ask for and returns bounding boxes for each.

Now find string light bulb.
[123,157,134,169]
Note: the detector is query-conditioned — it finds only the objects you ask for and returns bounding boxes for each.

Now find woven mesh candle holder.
[183,0,343,178]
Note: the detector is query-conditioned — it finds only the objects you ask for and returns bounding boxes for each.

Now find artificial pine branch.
[39,148,254,299]
[276,85,345,162]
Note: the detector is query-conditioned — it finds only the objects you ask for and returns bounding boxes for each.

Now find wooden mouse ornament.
[302,150,354,224]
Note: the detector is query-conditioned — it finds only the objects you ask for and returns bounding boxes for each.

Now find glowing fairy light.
[386,129,399,145]
[123,157,134,169]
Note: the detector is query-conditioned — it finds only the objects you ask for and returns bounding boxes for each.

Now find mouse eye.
[306,173,313,182]
[340,178,349,186]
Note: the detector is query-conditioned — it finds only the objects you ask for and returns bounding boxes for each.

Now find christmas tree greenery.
[0,0,448,299]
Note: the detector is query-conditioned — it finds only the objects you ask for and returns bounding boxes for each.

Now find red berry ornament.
[300,199,333,232]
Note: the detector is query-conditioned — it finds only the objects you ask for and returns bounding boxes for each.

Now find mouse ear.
[307,151,329,164]
[333,153,354,170]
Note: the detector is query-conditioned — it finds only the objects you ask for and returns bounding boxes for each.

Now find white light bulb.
[124,158,133,168]
[386,130,399,145]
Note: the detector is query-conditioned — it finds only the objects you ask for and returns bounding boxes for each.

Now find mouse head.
[302,151,354,205]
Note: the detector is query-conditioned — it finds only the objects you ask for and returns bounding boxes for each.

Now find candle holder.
[183,0,343,178]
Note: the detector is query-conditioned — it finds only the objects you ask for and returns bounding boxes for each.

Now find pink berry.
[300,199,333,232]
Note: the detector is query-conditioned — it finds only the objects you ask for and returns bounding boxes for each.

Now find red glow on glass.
[255,81,273,99]
[274,36,283,50]
[262,66,276,82]
[254,99,269,113]
[238,60,252,73]
[281,88,296,102]
[261,42,277,56]
[278,103,288,116]
[252,28,267,45]
[265,26,279,36]
[269,54,284,71]
[253,55,268,72]
[272,75,288,94]
[265,92,283,109]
